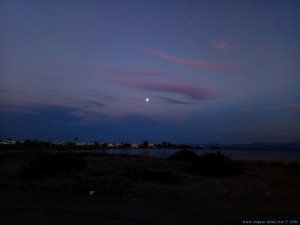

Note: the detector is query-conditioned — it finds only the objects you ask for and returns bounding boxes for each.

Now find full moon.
[146,98,149,102]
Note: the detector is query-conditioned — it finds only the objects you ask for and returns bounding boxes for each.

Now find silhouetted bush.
[20,153,86,179]
[191,151,240,177]
[287,161,300,170]
[168,150,198,163]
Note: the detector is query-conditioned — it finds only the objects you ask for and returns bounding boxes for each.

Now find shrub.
[20,153,86,179]
[287,161,300,170]
[168,150,198,163]
[191,151,240,177]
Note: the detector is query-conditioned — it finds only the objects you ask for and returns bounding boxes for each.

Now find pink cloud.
[121,80,214,100]
[213,40,229,50]
[100,66,170,77]
[280,104,300,110]
[146,48,239,73]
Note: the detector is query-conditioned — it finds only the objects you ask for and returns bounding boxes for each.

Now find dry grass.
[0,151,299,225]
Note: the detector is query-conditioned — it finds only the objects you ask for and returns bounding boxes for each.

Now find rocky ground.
[0,151,299,225]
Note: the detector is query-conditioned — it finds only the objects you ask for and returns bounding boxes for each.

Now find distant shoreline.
[1,146,300,162]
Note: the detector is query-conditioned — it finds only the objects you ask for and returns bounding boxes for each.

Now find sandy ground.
[0,152,299,225]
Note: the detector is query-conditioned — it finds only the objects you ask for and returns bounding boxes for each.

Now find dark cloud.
[86,100,105,108]
[280,104,300,110]
[158,96,195,105]
[121,80,214,100]
[29,105,82,122]
[80,110,113,120]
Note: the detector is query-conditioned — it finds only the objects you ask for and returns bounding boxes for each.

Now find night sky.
[1,1,300,144]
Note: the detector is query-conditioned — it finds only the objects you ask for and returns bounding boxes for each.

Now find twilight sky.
[1,0,300,144]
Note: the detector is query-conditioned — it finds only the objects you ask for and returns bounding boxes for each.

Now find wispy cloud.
[100,66,170,77]
[121,80,214,100]
[158,96,195,105]
[86,100,105,108]
[213,40,230,50]
[29,105,83,122]
[280,104,300,110]
[76,110,114,122]
[146,48,239,73]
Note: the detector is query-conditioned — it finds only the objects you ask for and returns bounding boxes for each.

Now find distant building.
[108,143,115,148]
[148,143,156,149]
[114,143,123,148]
[0,139,16,145]
[131,143,139,149]
[51,141,68,146]
[75,142,86,146]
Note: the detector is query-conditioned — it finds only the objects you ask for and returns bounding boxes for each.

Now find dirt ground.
[0,151,299,225]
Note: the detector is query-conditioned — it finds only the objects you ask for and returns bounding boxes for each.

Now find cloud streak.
[146,48,239,73]
[158,96,195,105]
[86,100,105,108]
[213,40,230,50]
[28,105,83,122]
[280,104,300,110]
[101,66,171,77]
[121,80,214,100]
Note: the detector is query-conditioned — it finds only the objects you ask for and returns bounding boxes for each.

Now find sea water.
[83,148,300,161]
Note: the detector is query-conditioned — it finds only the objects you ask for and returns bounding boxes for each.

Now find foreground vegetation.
[18,150,241,180]
[0,150,299,225]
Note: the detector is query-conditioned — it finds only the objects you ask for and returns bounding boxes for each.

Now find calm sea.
[82,148,300,162]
